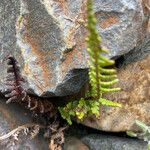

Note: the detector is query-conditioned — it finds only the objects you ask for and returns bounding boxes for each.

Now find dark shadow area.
[115,35,150,68]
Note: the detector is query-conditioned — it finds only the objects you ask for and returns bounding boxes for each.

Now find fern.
[86,0,120,99]
[127,120,150,150]
[59,0,121,125]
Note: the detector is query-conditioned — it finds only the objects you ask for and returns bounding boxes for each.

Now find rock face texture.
[0,98,147,150]
[0,0,149,96]
[64,124,148,150]
[82,49,150,132]
[0,97,49,150]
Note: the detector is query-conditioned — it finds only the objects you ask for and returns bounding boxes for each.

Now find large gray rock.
[65,135,148,150]
[64,124,148,150]
[0,0,149,96]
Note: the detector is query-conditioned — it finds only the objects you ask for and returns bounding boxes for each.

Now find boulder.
[82,45,150,131]
[0,0,149,96]
[65,136,147,150]
[64,124,148,150]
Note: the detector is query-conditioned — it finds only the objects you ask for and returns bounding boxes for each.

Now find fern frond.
[86,0,120,98]
[58,0,121,125]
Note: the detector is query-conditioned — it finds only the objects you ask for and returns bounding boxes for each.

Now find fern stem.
[95,51,100,98]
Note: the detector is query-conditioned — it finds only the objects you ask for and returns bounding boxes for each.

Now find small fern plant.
[58,0,121,125]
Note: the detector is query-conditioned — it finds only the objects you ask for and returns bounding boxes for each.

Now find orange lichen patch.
[24,37,51,89]
[63,4,87,49]
[54,0,68,15]
[99,15,119,29]
[60,34,87,79]
[24,63,48,92]
[60,2,87,78]
[60,45,84,79]
[21,16,53,91]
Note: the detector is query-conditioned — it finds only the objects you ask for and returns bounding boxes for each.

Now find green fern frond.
[86,0,120,98]
[58,0,121,125]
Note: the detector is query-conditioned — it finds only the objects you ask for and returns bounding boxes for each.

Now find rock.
[0,97,147,150]
[82,51,150,132]
[0,97,49,150]
[64,137,89,150]
[0,0,149,97]
[64,124,148,150]
[81,134,147,150]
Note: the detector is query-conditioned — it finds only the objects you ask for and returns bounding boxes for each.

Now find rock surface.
[0,96,147,150]
[64,124,148,150]
[0,0,149,96]
[0,97,49,150]
[82,50,150,132]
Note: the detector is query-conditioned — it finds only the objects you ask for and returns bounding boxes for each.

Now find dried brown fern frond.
[1,55,67,150]
[3,56,56,118]
[48,122,68,150]
[0,123,42,143]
